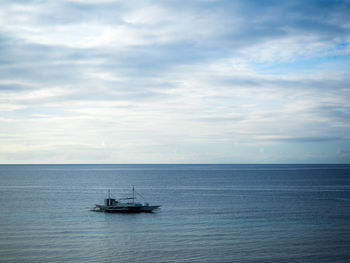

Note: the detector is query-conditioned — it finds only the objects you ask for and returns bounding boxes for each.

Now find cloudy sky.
[0,0,349,164]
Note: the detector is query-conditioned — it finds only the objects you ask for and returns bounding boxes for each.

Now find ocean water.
[0,164,350,263]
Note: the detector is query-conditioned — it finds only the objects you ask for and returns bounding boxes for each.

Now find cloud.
[0,0,349,163]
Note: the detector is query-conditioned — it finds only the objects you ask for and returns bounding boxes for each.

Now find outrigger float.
[92,187,160,213]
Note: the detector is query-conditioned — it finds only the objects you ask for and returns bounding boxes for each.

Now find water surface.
[0,164,350,262]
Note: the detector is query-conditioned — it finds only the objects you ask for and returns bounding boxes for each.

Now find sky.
[0,0,350,164]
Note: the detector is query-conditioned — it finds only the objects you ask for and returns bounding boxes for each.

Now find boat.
[92,187,160,213]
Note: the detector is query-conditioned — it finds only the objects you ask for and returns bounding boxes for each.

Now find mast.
[132,186,135,203]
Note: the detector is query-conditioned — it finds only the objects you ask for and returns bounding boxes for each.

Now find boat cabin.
[105,198,119,206]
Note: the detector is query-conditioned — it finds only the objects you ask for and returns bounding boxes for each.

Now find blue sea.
[1,164,350,262]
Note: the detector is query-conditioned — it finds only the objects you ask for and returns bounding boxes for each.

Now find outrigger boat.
[92,187,160,213]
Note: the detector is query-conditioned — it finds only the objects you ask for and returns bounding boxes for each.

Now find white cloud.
[0,0,349,163]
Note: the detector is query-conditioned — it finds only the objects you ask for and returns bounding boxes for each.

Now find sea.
[0,164,350,263]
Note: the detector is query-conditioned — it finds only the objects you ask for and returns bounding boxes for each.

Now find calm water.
[0,164,350,262]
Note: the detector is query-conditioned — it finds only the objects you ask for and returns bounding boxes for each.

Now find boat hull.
[93,205,160,213]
